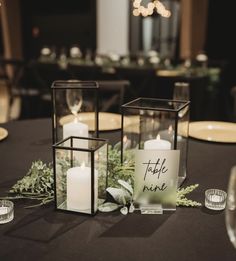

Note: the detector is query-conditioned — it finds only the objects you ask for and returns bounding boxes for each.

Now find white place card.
[134,149,180,212]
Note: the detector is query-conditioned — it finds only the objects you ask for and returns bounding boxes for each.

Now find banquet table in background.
[0,119,236,261]
[18,60,220,121]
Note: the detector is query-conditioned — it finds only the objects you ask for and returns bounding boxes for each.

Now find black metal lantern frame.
[51,80,99,144]
[121,97,190,186]
[53,136,108,216]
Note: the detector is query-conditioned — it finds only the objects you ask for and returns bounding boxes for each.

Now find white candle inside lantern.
[144,134,171,150]
[63,120,88,139]
[66,163,98,212]
[63,120,89,163]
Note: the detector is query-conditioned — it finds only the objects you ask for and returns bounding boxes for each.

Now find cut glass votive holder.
[205,189,227,210]
[0,200,14,224]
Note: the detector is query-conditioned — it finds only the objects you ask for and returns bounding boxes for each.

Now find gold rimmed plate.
[60,113,158,133]
[0,127,8,141]
[189,121,236,143]
[60,112,124,131]
[156,69,184,77]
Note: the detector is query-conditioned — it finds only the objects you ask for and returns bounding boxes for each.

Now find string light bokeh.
[132,0,171,18]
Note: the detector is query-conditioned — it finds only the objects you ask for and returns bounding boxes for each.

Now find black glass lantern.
[51,80,99,144]
[121,97,190,186]
[53,136,108,215]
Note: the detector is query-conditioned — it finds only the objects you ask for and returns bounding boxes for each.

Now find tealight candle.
[211,194,221,202]
[144,135,171,150]
[67,164,98,212]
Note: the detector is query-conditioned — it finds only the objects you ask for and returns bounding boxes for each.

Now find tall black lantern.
[51,80,99,144]
[121,97,190,186]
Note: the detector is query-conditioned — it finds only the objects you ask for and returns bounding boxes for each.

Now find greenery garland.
[0,147,201,211]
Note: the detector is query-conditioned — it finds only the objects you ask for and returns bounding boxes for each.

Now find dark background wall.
[206,0,236,120]
[20,0,96,60]
[206,0,236,60]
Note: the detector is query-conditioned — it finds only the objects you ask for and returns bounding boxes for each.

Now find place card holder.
[52,136,108,216]
[51,80,99,144]
[121,98,190,213]
[140,204,163,215]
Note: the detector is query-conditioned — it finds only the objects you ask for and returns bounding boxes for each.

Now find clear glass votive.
[0,200,14,224]
[205,189,227,210]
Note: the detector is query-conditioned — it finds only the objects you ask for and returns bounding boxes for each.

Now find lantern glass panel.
[52,80,99,144]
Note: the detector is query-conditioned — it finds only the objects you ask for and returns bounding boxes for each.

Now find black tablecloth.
[0,119,236,261]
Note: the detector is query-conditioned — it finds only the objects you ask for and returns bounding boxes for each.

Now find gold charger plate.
[189,121,236,143]
[60,113,155,133]
[60,112,124,131]
[0,127,8,141]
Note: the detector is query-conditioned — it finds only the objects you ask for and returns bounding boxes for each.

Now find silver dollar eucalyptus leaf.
[118,179,133,195]
[98,198,106,206]
[106,187,131,205]
[98,202,120,212]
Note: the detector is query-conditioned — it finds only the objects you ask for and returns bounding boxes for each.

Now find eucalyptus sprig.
[176,184,202,207]
[98,181,201,214]
[107,145,134,188]
[0,160,54,208]
[0,147,201,210]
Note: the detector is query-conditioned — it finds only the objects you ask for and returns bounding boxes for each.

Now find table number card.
[134,150,180,213]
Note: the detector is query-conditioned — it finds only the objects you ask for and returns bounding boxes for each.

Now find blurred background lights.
[132,0,171,18]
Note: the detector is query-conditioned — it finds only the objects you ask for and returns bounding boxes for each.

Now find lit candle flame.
[168,125,173,133]
[156,134,160,140]
[81,162,85,169]
[123,135,128,143]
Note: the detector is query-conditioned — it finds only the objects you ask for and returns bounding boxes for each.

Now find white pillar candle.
[63,121,89,163]
[63,120,88,139]
[144,135,171,150]
[67,165,98,212]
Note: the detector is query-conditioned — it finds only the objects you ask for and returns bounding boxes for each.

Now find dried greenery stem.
[0,147,201,209]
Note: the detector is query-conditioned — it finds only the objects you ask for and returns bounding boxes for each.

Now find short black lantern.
[53,136,108,215]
